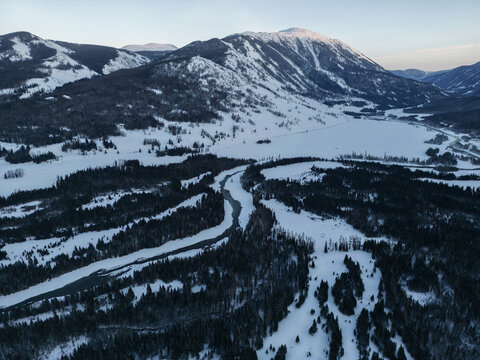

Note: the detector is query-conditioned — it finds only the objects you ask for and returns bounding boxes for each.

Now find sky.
[1,0,479,71]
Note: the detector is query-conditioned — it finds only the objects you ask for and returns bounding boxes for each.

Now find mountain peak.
[239,28,336,44]
[278,28,334,42]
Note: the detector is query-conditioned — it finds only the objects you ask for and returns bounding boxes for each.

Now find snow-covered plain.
[0,136,187,198]
[261,160,347,183]
[213,117,450,161]
[0,112,466,200]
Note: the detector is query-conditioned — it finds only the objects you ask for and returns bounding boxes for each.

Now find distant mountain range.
[121,43,178,52]
[392,61,480,96]
[121,43,178,60]
[0,31,149,98]
[391,68,438,82]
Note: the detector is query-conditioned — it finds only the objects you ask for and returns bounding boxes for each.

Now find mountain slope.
[0,32,150,98]
[168,28,444,107]
[0,55,254,144]
[392,61,480,96]
[426,61,480,96]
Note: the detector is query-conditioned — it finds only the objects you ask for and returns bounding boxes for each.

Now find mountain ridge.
[0,31,150,98]
[168,28,444,107]
[122,43,178,52]
[392,61,480,96]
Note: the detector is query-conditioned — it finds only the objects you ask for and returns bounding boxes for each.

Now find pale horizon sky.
[1,0,479,71]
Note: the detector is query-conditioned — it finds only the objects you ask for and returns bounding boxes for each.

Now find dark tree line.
[0,145,56,164]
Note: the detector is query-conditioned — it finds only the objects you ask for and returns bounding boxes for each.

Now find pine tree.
[309,320,318,335]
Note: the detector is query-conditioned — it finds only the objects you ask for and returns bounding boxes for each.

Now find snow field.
[0,200,43,218]
[0,136,187,198]
[214,117,449,161]
[261,160,347,183]
[258,199,412,360]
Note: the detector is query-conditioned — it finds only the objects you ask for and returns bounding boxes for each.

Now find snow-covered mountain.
[0,31,150,99]
[0,28,447,146]
[392,61,480,96]
[167,28,444,107]
[424,61,480,96]
[122,43,178,52]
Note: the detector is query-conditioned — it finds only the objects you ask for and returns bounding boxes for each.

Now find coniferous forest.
[0,156,479,359]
